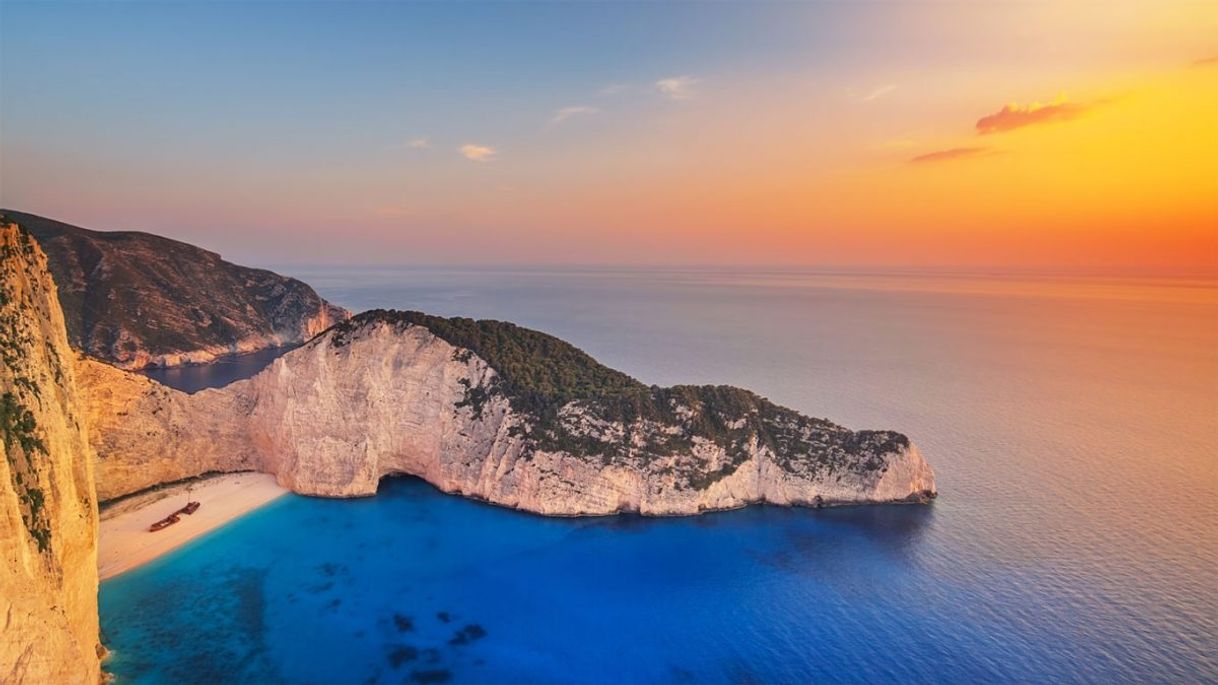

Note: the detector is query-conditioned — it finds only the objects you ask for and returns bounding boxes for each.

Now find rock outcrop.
[4,209,349,369]
[0,223,101,684]
[84,311,935,514]
[76,359,257,502]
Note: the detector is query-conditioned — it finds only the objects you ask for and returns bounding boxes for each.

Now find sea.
[105,267,1218,684]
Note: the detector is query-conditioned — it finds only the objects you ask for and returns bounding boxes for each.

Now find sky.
[1,1,1215,271]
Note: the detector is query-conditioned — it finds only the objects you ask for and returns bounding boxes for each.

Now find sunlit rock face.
[6,209,349,370]
[0,221,101,685]
[85,311,935,515]
[75,359,259,502]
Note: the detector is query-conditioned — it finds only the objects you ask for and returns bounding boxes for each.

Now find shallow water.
[101,268,1218,683]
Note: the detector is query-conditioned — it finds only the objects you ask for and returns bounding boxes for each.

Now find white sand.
[98,472,289,581]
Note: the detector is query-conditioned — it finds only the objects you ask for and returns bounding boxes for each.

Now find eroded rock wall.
[0,223,100,685]
[76,359,260,501]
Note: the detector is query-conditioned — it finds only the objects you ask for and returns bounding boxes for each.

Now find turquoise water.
[101,269,1218,683]
[103,480,938,684]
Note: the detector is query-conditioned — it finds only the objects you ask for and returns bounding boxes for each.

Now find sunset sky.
[1,1,1215,271]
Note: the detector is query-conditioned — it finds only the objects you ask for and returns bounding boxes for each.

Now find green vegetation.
[454,378,494,421]
[1,392,46,457]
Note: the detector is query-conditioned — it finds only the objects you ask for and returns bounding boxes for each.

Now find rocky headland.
[82,310,936,515]
[5,210,349,369]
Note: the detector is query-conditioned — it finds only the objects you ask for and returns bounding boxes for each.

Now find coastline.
[98,472,289,581]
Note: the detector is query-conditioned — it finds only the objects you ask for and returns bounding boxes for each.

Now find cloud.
[656,75,699,100]
[388,137,430,151]
[459,144,496,162]
[975,98,1088,134]
[551,105,600,124]
[599,83,632,96]
[862,84,896,102]
[1193,56,1218,68]
[910,146,992,164]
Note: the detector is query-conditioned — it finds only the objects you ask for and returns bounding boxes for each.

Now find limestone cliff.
[0,223,101,684]
[4,209,349,369]
[84,311,935,514]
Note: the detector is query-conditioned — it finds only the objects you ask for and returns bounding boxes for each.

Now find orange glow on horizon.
[487,63,1218,271]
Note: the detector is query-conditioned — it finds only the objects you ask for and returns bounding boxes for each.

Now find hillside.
[1,210,349,369]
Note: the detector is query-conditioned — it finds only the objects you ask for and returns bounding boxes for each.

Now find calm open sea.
[107,268,1218,684]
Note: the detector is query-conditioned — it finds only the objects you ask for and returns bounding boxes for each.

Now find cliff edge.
[0,222,101,684]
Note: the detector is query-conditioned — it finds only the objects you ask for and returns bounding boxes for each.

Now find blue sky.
[2,1,1214,269]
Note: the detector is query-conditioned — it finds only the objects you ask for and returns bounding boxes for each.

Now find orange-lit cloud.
[910,147,992,164]
[1193,56,1218,67]
[861,84,896,102]
[459,144,496,162]
[976,100,1089,134]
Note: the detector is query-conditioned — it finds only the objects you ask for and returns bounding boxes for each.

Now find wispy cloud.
[1193,56,1218,68]
[551,105,600,124]
[389,137,430,151]
[656,75,699,100]
[975,98,1089,134]
[862,84,896,102]
[599,83,632,96]
[459,144,496,162]
[910,146,992,164]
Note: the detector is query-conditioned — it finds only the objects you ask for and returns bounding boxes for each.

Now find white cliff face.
[245,323,525,498]
[83,317,935,516]
[0,223,101,685]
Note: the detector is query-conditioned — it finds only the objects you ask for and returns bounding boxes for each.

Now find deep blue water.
[98,477,1144,685]
[104,269,1218,684]
[138,346,294,394]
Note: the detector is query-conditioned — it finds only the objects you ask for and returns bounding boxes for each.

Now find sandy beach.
[98,472,289,581]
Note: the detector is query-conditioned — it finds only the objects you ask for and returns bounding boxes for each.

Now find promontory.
[82,310,936,515]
